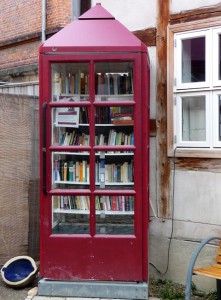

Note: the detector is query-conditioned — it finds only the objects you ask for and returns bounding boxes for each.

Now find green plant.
[149,278,217,300]
[158,280,185,299]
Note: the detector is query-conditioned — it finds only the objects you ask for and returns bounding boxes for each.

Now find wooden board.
[193,265,221,280]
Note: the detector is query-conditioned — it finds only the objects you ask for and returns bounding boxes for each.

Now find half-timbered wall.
[2,0,221,292]
[95,0,221,292]
[150,0,221,291]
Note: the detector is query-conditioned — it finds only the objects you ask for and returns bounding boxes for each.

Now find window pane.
[95,195,134,235]
[95,62,134,101]
[52,195,90,234]
[51,63,90,101]
[52,106,89,146]
[95,151,134,190]
[52,152,90,190]
[182,37,205,83]
[182,96,206,141]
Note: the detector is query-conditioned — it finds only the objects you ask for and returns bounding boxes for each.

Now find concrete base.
[38,279,148,299]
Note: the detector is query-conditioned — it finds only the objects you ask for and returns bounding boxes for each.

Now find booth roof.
[40,3,145,53]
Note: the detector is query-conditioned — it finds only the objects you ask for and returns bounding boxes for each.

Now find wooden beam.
[133,28,156,46]
[173,157,221,172]
[150,119,156,137]
[170,3,221,25]
[156,0,170,217]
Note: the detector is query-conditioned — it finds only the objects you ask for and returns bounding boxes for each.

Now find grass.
[148,278,218,300]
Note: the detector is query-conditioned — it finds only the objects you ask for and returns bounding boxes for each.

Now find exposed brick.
[0,0,42,42]
[0,0,74,72]
[0,41,40,71]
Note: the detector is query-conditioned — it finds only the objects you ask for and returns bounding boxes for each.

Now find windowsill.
[168,148,221,158]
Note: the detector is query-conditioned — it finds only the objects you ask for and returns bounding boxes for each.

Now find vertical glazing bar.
[89,60,96,236]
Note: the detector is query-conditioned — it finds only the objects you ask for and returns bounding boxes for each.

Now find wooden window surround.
[167,17,221,158]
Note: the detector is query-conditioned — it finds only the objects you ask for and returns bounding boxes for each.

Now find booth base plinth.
[38,279,148,299]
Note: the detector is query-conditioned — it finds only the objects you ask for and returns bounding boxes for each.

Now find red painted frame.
[39,4,149,283]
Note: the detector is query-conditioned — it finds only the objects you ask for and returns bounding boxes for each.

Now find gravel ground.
[0,274,38,300]
[0,279,28,300]
[0,275,216,300]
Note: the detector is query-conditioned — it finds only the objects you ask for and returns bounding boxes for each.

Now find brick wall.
[0,0,73,76]
[47,0,72,29]
[0,0,42,43]
[0,41,40,71]
[0,0,73,43]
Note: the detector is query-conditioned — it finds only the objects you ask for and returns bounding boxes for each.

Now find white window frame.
[175,91,210,148]
[175,30,211,90]
[167,17,221,158]
[212,27,221,86]
[212,90,221,147]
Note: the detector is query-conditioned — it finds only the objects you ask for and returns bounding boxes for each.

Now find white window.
[175,92,210,148]
[168,20,221,157]
[175,30,211,89]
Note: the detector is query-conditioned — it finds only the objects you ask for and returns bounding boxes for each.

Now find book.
[75,161,80,182]
[54,160,60,181]
[63,196,69,209]
[82,160,87,182]
[111,196,117,211]
[69,130,76,145]
[56,107,80,128]
[95,196,100,210]
[68,161,74,181]
[60,196,64,209]
[80,107,89,123]
[53,72,62,95]
[105,196,111,211]
[79,162,83,182]
[112,118,134,125]
[63,162,68,181]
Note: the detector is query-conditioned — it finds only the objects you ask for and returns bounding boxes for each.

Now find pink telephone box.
[39,4,150,298]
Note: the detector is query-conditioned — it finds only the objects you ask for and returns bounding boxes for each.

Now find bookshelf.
[39,4,149,294]
[50,61,136,235]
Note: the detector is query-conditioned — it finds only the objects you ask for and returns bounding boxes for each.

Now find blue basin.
[1,256,37,288]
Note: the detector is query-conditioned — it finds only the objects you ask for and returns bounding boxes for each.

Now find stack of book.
[54,159,89,183]
[95,195,134,211]
[95,160,134,183]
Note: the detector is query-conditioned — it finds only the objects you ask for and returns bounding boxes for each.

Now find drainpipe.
[42,0,46,42]
[72,0,81,21]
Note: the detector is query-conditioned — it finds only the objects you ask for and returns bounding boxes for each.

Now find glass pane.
[95,106,134,146]
[182,37,205,83]
[95,151,134,190]
[51,63,89,101]
[52,107,89,146]
[52,195,90,234]
[182,96,206,141]
[52,152,90,189]
[95,62,134,101]
[95,195,134,235]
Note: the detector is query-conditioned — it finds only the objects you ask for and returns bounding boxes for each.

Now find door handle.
[42,102,47,194]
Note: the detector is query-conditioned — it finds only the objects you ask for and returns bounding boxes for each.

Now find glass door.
[94,61,135,236]
[40,56,144,281]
